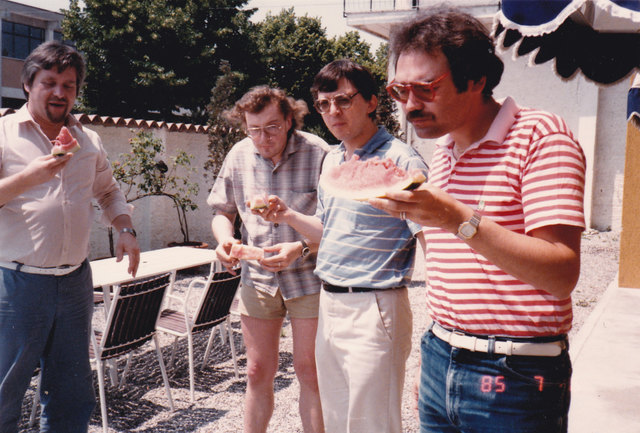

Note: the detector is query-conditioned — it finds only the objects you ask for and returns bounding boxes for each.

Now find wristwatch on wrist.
[456,211,481,240]
[300,239,311,258]
[120,227,137,238]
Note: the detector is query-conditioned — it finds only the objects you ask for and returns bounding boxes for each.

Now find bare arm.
[0,154,72,206]
[369,185,581,299]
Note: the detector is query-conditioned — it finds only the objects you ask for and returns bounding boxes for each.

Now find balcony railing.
[344,0,419,14]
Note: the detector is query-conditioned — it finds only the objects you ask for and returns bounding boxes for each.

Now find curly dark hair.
[22,40,86,99]
[224,86,308,137]
[389,7,504,99]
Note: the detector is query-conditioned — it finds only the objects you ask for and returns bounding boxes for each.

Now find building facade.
[0,0,63,108]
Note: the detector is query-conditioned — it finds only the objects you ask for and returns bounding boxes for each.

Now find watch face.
[459,222,477,239]
[301,247,311,257]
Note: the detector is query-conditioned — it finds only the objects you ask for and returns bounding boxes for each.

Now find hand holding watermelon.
[51,126,80,157]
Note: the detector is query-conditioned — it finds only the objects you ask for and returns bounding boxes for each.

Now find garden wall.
[79,117,218,258]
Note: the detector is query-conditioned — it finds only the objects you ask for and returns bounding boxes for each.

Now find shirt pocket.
[287,189,318,216]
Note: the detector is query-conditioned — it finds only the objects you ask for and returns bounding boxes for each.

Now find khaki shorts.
[237,283,320,320]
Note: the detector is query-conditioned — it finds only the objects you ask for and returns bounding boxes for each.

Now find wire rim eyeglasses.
[246,123,283,139]
[386,72,450,103]
[314,91,360,114]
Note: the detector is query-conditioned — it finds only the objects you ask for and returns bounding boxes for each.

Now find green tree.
[252,8,334,139]
[63,0,257,123]
[205,60,247,181]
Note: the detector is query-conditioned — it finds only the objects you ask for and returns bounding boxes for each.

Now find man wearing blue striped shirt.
[256,60,428,433]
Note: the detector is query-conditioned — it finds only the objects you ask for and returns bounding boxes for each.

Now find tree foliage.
[205,60,247,181]
[63,0,257,122]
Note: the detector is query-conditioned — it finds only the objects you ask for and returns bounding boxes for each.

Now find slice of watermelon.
[249,195,269,210]
[51,126,80,156]
[319,155,426,201]
[230,244,265,261]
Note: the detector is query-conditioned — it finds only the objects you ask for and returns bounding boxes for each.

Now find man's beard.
[45,101,70,123]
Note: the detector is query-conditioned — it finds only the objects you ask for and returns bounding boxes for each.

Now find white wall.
[87,125,216,259]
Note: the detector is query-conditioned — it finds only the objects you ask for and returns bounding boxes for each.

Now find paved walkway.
[569,275,640,433]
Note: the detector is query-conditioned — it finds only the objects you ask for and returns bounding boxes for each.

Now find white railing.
[343,0,419,14]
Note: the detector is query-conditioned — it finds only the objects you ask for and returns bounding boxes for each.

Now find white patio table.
[91,246,218,311]
[90,246,219,385]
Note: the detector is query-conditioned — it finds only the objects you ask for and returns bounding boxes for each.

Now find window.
[2,21,44,59]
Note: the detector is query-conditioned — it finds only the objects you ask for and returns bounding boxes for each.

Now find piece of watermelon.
[249,195,269,210]
[319,155,426,201]
[51,126,80,156]
[230,244,264,261]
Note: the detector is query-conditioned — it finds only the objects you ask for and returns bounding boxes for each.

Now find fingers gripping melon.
[319,155,426,201]
[51,126,80,156]
[249,195,268,210]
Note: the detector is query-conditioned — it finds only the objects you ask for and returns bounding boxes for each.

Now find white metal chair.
[156,267,241,402]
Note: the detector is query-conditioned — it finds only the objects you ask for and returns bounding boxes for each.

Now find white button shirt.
[0,105,131,267]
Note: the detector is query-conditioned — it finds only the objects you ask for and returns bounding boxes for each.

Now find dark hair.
[22,40,86,99]
[311,59,378,119]
[224,86,308,136]
[389,7,504,99]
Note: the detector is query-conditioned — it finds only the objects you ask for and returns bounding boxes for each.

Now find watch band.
[120,227,137,238]
[300,239,311,257]
[456,210,481,240]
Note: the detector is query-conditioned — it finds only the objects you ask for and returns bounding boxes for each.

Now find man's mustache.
[406,110,434,121]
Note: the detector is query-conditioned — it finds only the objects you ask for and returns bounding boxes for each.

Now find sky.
[18,0,384,49]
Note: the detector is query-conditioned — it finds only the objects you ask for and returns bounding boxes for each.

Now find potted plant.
[109,129,203,254]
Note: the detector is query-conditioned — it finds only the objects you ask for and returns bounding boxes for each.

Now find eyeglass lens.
[388,83,436,103]
[314,92,359,113]
[247,124,281,138]
[386,72,449,103]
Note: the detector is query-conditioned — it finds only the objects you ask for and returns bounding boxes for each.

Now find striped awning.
[494,0,640,84]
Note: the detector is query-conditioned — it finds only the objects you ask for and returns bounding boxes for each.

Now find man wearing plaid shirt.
[207,86,329,433]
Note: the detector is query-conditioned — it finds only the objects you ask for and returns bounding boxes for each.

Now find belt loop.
[487,336,496,355]
[15,262,23,272]
[505,341,514,356]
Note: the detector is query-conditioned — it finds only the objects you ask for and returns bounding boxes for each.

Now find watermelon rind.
[319,171,426,201]
[51,142,81,157]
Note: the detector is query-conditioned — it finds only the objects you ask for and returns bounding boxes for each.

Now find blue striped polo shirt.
[314,127,428,289]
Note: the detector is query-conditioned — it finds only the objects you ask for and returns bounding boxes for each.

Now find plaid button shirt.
[207,130,329,299]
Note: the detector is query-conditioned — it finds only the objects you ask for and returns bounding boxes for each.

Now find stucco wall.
[87,125,216,259]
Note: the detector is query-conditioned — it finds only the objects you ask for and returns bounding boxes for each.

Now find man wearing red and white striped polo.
[371,7,586,433]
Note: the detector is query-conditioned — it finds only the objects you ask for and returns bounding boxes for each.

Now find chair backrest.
[192,270,241,333]
[100,272,172,359]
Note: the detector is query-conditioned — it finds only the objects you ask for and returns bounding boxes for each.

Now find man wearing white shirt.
[0,41,139,433]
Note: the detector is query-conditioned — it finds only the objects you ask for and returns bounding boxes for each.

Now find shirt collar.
[436,96,520,150]
[337,126,391,158]
[14,103,83,130]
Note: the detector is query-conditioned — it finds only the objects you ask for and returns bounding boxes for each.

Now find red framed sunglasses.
[386,72,450,103]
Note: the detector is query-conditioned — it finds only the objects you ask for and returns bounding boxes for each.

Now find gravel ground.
[19,229,620,433]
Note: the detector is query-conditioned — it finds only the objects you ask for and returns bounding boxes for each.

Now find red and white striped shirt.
[423,97,586,337]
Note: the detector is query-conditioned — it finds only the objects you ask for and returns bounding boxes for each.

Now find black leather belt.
[322,282,391,293]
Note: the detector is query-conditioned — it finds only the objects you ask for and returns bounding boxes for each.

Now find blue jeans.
[418,325,571,433]
[0,261,96,433]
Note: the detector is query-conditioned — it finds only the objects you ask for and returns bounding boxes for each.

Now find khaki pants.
[315,287,413,433]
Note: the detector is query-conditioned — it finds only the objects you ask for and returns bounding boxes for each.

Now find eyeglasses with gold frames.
[313,92,360,114]
[385,72,449,103]
[246,123,283,139]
